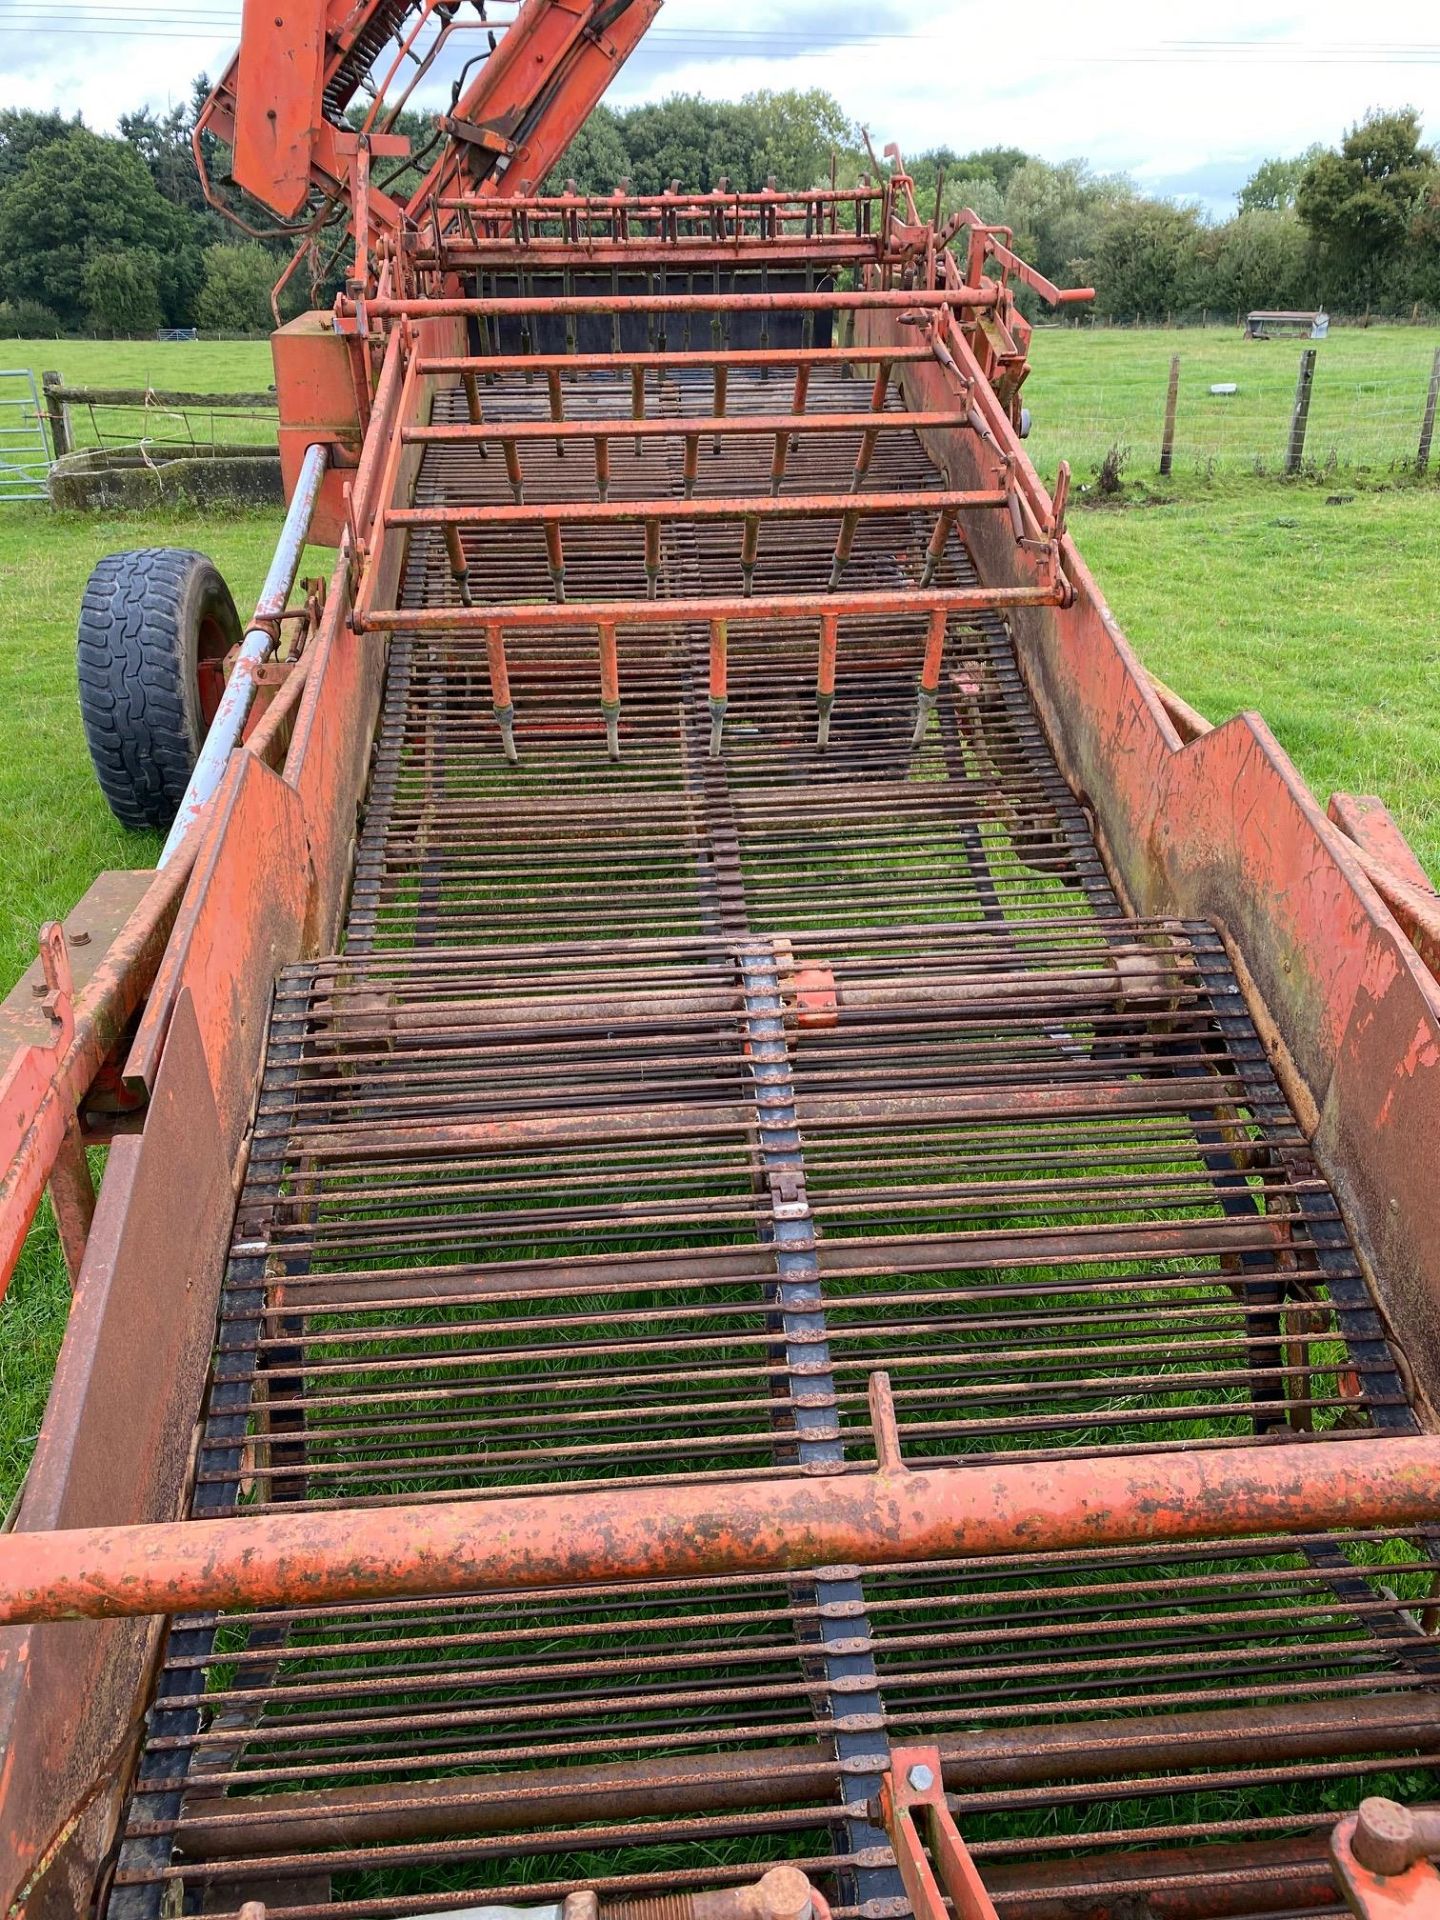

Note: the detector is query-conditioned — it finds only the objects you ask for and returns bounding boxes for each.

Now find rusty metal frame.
[878,1746,998,1920]
[2,15,1440,1913]
[8,1399,1440,1624]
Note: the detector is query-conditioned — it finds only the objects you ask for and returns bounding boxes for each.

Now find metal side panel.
[0,992,232,1915]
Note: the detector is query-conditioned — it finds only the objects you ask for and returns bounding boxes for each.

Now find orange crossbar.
[5,1428,1440,1624]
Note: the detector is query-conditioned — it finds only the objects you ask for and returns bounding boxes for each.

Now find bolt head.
[907,1762,935,1792]
[1355,1797,1420,1876]
[757,1865,814,1920]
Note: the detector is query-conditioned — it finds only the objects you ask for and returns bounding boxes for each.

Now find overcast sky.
[0,0,1436,214]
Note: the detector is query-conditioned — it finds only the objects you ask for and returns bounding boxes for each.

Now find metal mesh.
[105,367,1438,1920]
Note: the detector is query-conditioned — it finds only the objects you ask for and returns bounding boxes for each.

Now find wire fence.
[41,378,279,460]
[1026,331,1440,483]
[23,332,1440,491]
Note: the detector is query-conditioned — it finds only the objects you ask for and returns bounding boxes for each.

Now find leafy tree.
[907,144,1029,212]
[83,249,163,335]
[0,108,79,194]
[1005,158,1134,286]
[1237,147,1326,214]
[121,103,205,213]
[1094,202,1203,319]
[1297,108,1436,302]
[583,92,853,196]
[945,176,1006,228]
[197,242,278,332]
[1200,209,1312,314]
[0,126,202,327]
[961,146,1030,195]
[545,106,630,193]
[0,298,62,336]
[746,89,854,189]
[1410,178,1440,305]
[620,96,759,194]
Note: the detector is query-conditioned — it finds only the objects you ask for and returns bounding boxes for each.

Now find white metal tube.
[158,442,328,866]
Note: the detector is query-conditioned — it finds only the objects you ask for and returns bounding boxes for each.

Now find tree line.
[0,85,1435,336]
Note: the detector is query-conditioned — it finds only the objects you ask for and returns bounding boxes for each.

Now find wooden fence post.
[1159,354,1180,475]
[41,371,69,459]
[1285,348,1316,475]
[1416,346,1440,475]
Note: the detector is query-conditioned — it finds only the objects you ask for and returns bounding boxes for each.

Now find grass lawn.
[0,335,1437,1511]
[1,337,274,392]
[1025,322,1440,484]
[1076,478,1440,881]
[3,338,277,455]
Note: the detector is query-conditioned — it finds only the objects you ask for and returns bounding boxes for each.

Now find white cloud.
[3,0,1436,209]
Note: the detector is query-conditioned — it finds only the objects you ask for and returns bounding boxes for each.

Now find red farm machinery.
[2,4,1440,1918]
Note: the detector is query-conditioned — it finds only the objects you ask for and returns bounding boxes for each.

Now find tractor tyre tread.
[76,547,241,831]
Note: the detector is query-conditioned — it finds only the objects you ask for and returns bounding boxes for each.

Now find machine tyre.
[76,548,242,831]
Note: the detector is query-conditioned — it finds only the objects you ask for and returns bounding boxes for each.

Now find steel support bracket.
[1331,1806,1440,1920]
[877,1745,999,1920]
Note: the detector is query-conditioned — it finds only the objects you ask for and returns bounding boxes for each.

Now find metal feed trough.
[0,6,1438,1920]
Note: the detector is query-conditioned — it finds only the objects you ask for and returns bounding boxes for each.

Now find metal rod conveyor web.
[105,361,1440,1920]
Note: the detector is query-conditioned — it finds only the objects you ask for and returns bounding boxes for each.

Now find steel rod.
[353,290,998,319]
[417,347,936,376]
[5,1431,1440,1624]
[401,410,971,446]
[157,442,327,867]
[385,487,1013,533]
[354,582,1063,633]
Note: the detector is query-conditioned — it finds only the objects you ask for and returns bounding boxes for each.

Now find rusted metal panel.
[0,873,153,1054]
[271,312,368,546]
[1327,793,1440,979]
[1328,795,1436,894]
[0,992,230,1916]
[122,756,310,1169]
[230,0,327,217]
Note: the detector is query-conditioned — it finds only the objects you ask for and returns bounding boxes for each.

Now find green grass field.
[1078,482,1440,879]
[3,339,276,455]
[7,324,1439,473]
[0,329,1437,1511]
[2,338,273,391]
[1026,321,1440,483]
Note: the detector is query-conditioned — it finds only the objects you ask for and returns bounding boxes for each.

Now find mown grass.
[1072,478,1440,882]
[1,337,274,393]
[1025,321,1440,480]
[2,338,278,455]
[0,503,286,1506]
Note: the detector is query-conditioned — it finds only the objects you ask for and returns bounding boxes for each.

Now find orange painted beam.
[4,1431,1440,1624]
